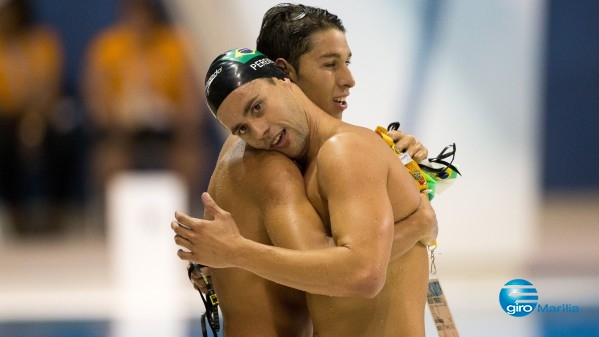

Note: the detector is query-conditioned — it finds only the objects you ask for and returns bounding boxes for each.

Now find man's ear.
[275,58,298,82]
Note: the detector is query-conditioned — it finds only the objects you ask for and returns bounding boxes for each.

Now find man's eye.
[238,125,248,135]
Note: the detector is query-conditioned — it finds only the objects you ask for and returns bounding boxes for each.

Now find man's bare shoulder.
[215,136,304,197]
[319,124,392,166]
[219,137,299,171]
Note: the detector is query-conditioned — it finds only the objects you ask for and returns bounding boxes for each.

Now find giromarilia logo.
[499,279,538,317]
[499,279,580,317]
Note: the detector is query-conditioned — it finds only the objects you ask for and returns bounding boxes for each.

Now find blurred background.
[0,0,597,336]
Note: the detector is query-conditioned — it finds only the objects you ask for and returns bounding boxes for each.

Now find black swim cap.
[205,48,287,116]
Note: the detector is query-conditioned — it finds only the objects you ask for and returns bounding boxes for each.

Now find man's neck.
[300,99,343,170]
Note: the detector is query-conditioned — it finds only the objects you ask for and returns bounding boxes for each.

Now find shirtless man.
[183,4,435,336]
[172,48,435,336]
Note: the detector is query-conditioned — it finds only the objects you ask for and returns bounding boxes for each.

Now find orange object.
[375,126,429,193]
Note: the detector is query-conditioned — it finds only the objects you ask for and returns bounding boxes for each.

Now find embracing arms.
[173,133,436,297]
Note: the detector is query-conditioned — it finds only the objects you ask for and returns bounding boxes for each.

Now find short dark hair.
[256,3,345,72]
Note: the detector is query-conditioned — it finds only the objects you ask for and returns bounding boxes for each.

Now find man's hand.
[388,129,428,162]
[390,193,438,260]
[414,194,438,246]
[172,192,244,268]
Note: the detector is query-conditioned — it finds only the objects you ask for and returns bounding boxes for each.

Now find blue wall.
[31,0,118,97]
[542,0,599,192]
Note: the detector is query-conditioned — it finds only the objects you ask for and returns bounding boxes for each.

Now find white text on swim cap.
[250,58,274,70]
[206,67,222,91]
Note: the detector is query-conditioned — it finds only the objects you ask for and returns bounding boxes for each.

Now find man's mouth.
[271,129,286,148]
[334,97,348,108]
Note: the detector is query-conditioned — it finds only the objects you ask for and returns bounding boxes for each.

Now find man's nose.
[248,119,270,140]
[339,64,355,88]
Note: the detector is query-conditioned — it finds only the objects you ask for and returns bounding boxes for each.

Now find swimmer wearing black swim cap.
[205,48,287,116]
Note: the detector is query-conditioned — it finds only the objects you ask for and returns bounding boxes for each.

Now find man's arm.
[173,192,388,298]
[187,151,332,292]
[390,193,438,261]
[256,152,333,250]
[186,184,435,292]
[172,132,420,298]
[261,137,432,287]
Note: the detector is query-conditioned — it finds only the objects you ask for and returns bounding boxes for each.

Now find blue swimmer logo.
[499,279,538,317]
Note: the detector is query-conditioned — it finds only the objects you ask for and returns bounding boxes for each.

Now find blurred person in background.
[81,0,211,216]
[0,0,65,236]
